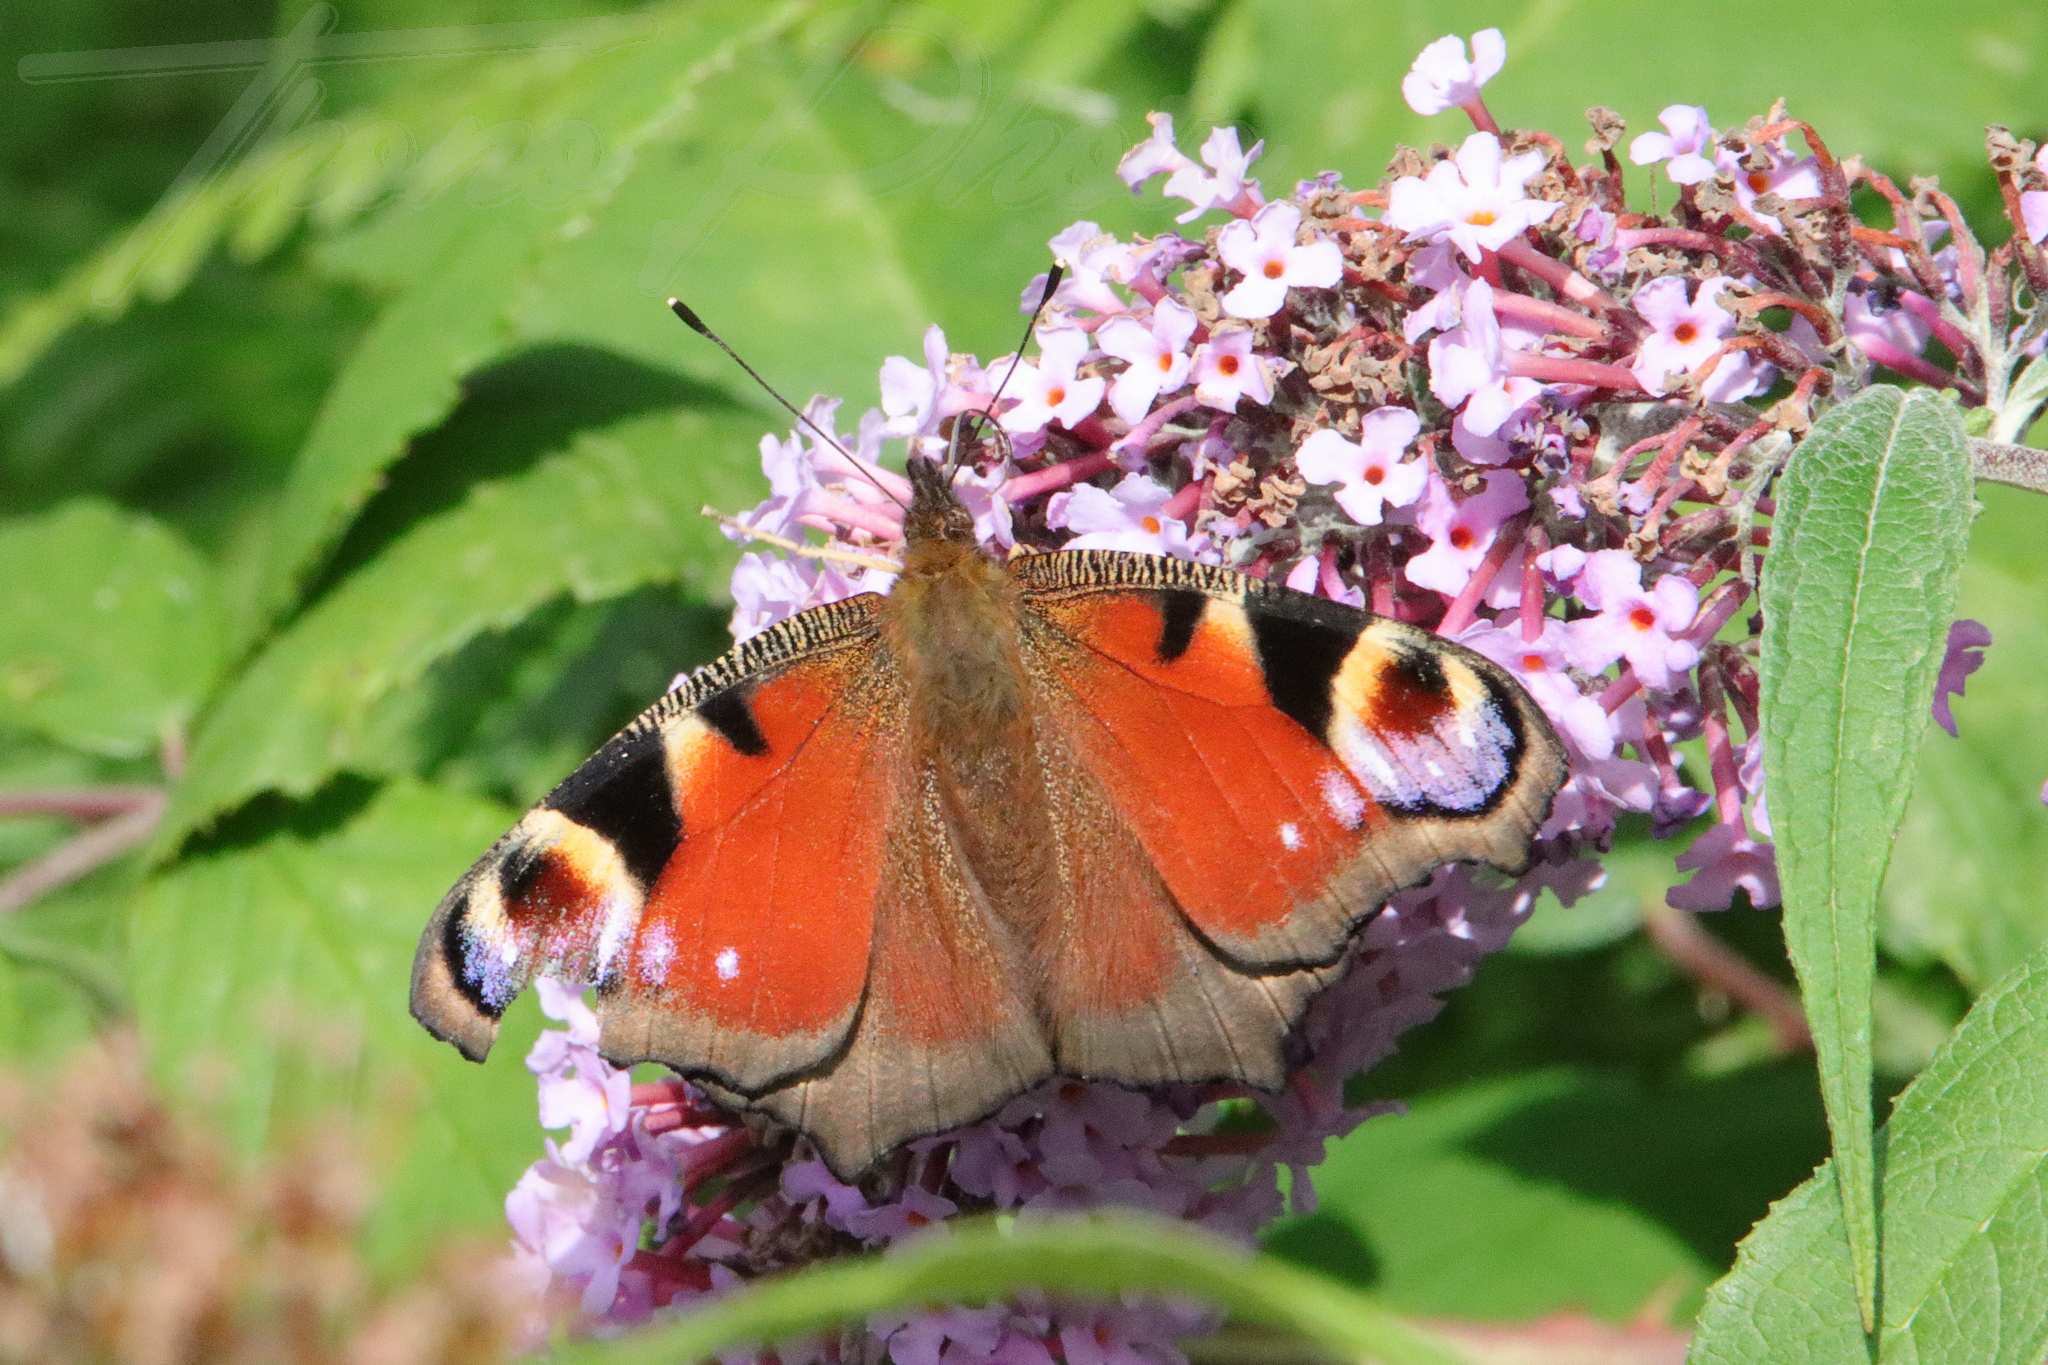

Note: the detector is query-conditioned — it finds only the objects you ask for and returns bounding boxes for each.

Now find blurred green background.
[2,0,2045,1337]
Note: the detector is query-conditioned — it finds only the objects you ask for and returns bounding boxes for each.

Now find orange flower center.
[1157,352,1175,371]
[1363,466,1384,485]
[1747,170,1772,193]
[1628,605,1657,630]
[1449,526,1475,550]
[1521,652,1547,672]
[1046,385,1066,406]
[1263,259,1286,279]
[1218,354,1240,376]
[1141,515,1163,534]
[1466,209,1497,226]
[1672,322,1698,344]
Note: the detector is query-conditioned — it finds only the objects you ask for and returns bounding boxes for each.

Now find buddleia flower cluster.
[502,27,2039,1363]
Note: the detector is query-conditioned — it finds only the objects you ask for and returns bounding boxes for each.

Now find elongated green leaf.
[558,1213,1467,1365]
[130,779,541,1270]
[156,398,762,853]
[0,501,224,759]
[252,6,795,630]
[1759,384,1974,1328]
[1693,936,2048,1363]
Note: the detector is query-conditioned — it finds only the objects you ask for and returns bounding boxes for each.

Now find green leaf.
[1759,384,1975,1329]
[1693,936,2048,1363]
[0,500,224,759]
[507,37,1154,416]
[1266,1065,1826,1325]
[252,6,798,630]
[0,870,131,1060]
[129,779,542,1269]
[155,395,763,854]
[554,1212,1468,1365]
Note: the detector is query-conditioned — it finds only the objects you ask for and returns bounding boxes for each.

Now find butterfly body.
[413,456,1565,1177]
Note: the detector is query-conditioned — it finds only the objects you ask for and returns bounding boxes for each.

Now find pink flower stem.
[1519,525,1548,643]
[1497,236,1624,315]
[1614,226,1732,257]
[1460,96,1500,136]
[1506,350,1645,391]
[1114,394,1204,454]
[1069,415,1118,448]
[1435,513,1529,637]
[1698,664,1745,825]
[1001,451,1113,504]
[1894,289,1975,360]
[1600,668,1643,714]
[818,452,911,503]
[1685,577,1753,645]
[1318,543,1347,599]
[1857,336,1956,390]
[1368,539,1396,616]
[800,497,905,541]
[1163,1130,1277,1158]
[1490,289,1609,340]
[1163,475,1209,526]
[678,1129,755,1195]
[0,791,164,916]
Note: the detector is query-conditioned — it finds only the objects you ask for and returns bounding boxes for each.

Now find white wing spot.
[637,925,675,985]
[1278,821,1304,851]
[714,946,741,982]
[1318,769,1367,830]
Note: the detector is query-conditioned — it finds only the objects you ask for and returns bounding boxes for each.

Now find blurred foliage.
[2,0,2044,1351]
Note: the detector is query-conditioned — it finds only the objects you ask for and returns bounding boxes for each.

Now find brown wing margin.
[409,593,887,1065]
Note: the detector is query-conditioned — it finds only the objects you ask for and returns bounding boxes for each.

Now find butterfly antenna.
[948,263,1064,481]
[667,297,906,510]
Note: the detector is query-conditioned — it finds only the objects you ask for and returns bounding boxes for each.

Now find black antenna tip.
[1035,264,1064,310]
[667,297,710,335]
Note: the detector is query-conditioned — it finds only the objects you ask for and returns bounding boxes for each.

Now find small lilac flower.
[1399,242,1470,342]
[1116,111,1191,189]
[728,552,883,643]
[1048,220,1143,316]
[1294,408,1426,526]
[1426,278,1546,436]
[1668,820,1781,911]
[1717,141,1823,226]
[1162,124,1265,223]
[1216,202,1343,318]
[1385,132,1561,262]
[1400,28,1506,118]
[1629,105,1717,185]
[1844,286,1932,361]
[1462,619,1618,760]
[880,325,953,444]
[1932,618,1991,737]
[1097,298,1196,423]
[1404,469,1529,597]
[529,980,632,1165]
[999,328,1106,433]
[1046,473,1206,559]
[1629,275,1767,402]
[1189,329,1276,410]
[1564,549,1700,690]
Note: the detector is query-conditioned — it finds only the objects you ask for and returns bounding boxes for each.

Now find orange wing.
[1011,551,1565,1081]
[410,595,888,1081]
[411,591,1056,1177]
